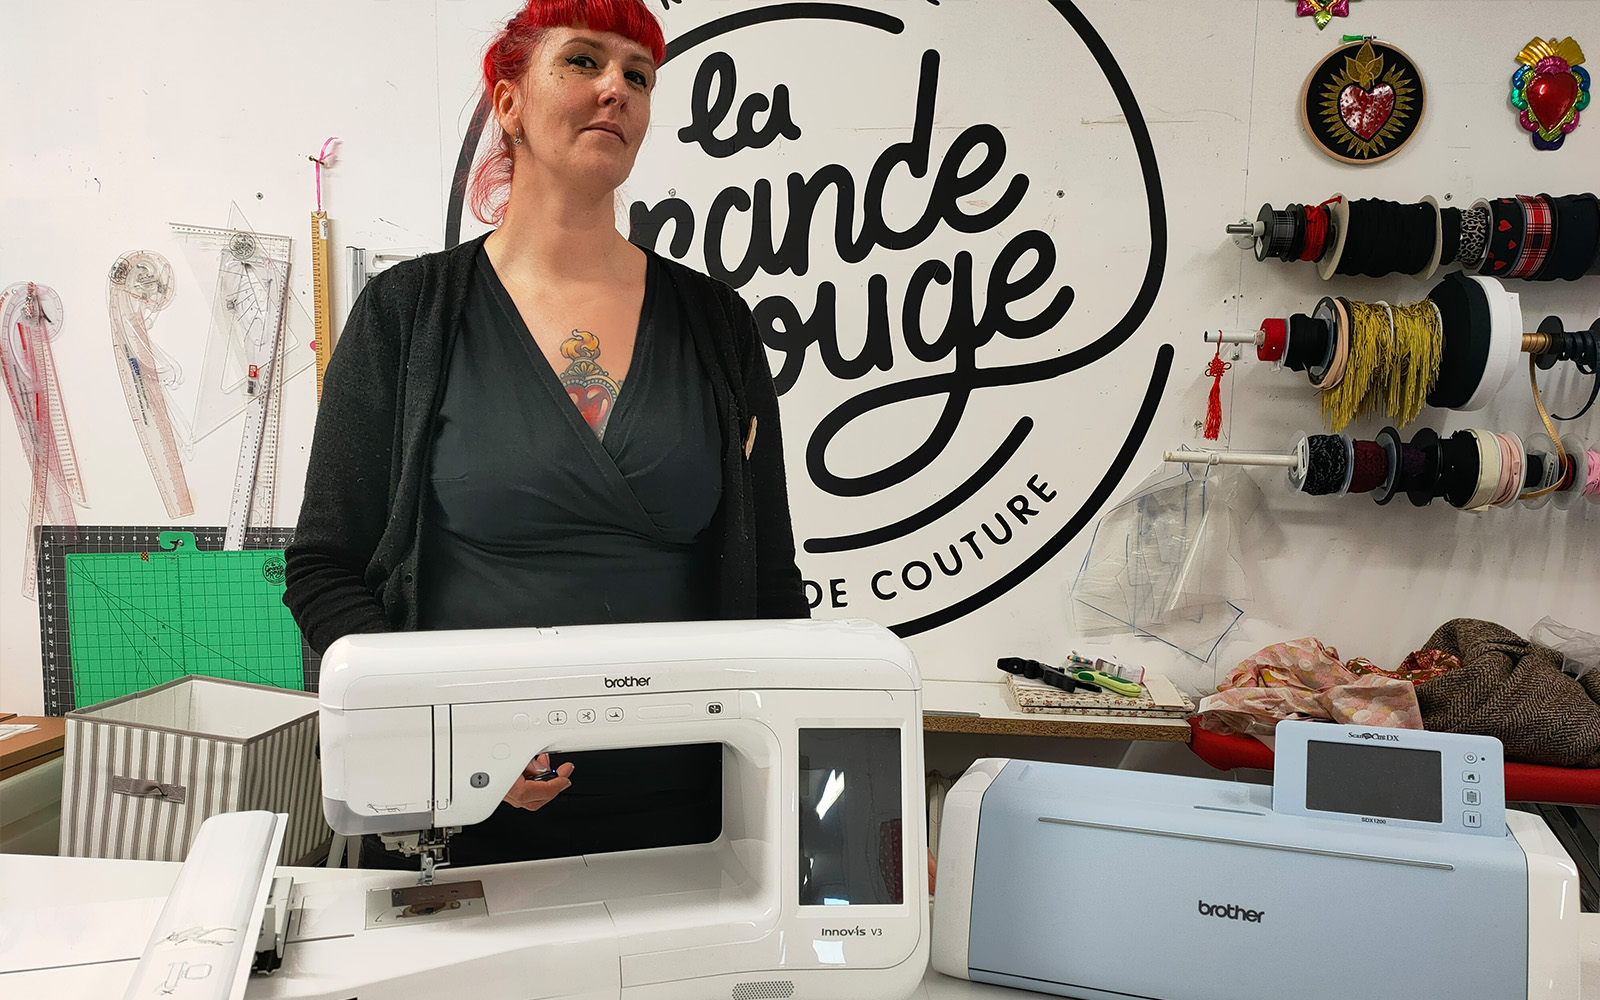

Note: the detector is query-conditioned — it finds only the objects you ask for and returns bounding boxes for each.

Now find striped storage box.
[59,676,328,864]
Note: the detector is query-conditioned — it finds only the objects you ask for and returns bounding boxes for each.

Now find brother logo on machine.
[1348,732,1401,741]
[604,676,651,689]
[1196,901,1265,923]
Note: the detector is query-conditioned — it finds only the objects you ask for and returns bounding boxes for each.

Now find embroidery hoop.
[1300,38,1427,164]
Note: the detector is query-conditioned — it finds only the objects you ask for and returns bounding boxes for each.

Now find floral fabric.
[1197,638,1424,737]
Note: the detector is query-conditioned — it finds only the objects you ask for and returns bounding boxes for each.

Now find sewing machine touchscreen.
[798,728,903,906]
[1305,740,1443,822]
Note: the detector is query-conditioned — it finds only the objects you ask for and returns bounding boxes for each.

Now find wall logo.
[448,2,1170,637]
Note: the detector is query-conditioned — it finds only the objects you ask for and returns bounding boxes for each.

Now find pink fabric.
[1197,638,1424,737]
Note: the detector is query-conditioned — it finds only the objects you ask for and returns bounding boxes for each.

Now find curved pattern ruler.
[106,252,194,519]
[170,224,292,549]
[36,525,319,716]
[1,282,85,597]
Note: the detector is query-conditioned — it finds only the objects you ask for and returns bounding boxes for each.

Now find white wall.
[2,0,1597,716]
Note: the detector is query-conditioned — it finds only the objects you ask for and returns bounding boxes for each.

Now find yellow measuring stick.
[310,211,333,401]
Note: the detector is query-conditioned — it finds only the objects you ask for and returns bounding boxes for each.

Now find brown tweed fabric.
[1415,618,1600,767]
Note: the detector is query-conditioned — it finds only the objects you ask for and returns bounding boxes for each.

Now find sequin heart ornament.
[1511,37,1590,150]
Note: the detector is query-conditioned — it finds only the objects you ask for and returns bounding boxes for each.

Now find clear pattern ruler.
[37,525,319,716]
[170,225,292,549]
[105,251,194,519]
[1,283,86,597]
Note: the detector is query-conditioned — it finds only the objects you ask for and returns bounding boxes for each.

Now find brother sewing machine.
[109,618,929,1000]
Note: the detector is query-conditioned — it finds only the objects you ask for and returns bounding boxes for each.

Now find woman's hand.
[502,753,575,811]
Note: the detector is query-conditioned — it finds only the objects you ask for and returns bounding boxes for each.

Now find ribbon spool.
[1486,431,1526,509]
[1426,273,1520,411]
[1553,434,1591,511]
[1317,193,1352,280]
[1288,431,1355,496]
[1307,297,1346,388]
[1403,427,1445,507]
[1521,432,1563,509]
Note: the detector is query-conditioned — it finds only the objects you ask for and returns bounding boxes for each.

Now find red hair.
[468,0,666,225]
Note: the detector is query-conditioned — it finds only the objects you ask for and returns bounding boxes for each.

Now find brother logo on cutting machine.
[1348,732,1401,741]
[1196,901,1265,922]
[604,676,651,688]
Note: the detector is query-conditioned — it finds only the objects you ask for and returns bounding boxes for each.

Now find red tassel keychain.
[1203,342,1230,440]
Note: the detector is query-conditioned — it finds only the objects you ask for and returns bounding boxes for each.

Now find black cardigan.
[283,234,808,655]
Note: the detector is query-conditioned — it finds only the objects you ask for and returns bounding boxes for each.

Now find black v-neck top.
[418,248,722,631]
[394,248,725,867]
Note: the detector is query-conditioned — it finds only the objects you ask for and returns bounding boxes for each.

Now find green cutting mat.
[64,530,303,707]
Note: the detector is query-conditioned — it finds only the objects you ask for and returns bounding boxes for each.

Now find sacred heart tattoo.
[558,328,622,439]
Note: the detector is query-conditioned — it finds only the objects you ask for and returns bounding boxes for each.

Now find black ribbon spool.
[1404,428,1444,508]
[1537,316,1600,422]
[1426,272,1494,410]
[1536,194,1600,282]
[1524,453,1545,490]
[1257,203,1299,262]
[1438,430,1483,509]
[1306,297,1340,386]
[1286,204,1308,261]
[1284,312,1333,372]
[1335,199,1438,278]
[1439,207,1461,267]
[1479,197,1526,277]
[1372,425,1403,505]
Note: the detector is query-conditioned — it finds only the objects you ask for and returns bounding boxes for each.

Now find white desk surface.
[2,853,1596,998]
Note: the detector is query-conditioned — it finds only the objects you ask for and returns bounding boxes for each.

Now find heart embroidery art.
[1302,39,1425,164]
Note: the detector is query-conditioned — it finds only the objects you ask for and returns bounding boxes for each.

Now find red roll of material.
[1258,318,1288,362]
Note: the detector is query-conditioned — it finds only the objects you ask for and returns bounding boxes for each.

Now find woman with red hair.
[285,0,808,867]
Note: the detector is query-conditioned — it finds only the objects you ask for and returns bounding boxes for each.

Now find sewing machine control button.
[578,709,596,724]
[1464,753,1479,764]
[512,713,532,731]
[707,702,724,715]
[636,704,692,720]
[1462,770,1480,783]
[605,707,624,721]
[548,711,567,725]
[1462,810,1482,828]
[1463,789,1481,806]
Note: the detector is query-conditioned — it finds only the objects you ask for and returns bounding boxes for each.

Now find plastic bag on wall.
[1071,460,1271,662]
[1529,616,1600,678]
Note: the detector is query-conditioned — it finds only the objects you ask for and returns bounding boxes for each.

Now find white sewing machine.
[0,619,929,1000]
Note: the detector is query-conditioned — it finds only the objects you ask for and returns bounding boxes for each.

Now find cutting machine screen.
[1305,740,1442,822]
[798,728,903,906]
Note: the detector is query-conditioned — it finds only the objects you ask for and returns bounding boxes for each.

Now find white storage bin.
[59,676,328,864]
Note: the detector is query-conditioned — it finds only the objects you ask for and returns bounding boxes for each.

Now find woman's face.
[497,25,656,196]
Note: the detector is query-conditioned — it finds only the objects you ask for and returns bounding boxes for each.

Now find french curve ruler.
[1,282,85,597]
[105,251,194,520]
[311,211,333,401]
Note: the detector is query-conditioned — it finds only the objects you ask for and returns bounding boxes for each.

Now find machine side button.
[548,711,568,725]
[605,707,624,722]
[1462,810,1482,828]
[1463,789,1481,806]
[1462,770,1480,783]
[577,709,596,724]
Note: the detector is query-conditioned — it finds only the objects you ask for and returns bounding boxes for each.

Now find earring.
[512,127,524,145]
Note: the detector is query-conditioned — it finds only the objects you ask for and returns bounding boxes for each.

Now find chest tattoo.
[558,328,623,439]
